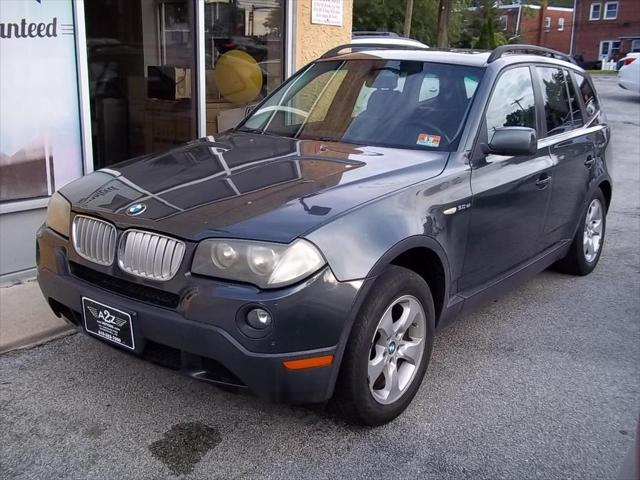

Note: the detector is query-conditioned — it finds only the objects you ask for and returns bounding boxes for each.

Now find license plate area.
[82,297,135,350]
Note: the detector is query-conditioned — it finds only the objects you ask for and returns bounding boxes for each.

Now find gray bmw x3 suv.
[37,44,611,425]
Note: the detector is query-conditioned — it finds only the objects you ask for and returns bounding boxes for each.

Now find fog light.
[246,308,272,329]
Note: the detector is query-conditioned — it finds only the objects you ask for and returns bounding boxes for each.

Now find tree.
[353,0,467,46]
[436,0,451,47]
[404,0,414,36]
[454,0,503,49]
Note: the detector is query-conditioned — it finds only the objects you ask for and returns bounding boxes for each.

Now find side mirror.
[482,127,537,156]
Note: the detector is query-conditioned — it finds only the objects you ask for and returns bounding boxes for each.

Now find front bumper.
[36,225,366,403]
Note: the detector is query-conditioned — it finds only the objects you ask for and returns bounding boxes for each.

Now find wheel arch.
[366,235,451,326]
[598,179,612,211]
[326,235,451,400]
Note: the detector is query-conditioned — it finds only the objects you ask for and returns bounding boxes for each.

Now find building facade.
[572,0,640,64]
[0,0,352,284]
[498,4,574,53]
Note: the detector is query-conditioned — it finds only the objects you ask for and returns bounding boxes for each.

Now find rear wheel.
[333,266,435,426]
[555,188,607,275]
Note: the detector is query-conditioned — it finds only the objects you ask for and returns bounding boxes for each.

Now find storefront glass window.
[204,0,284,134]
[0,0,83,203]
[84,0,197,169]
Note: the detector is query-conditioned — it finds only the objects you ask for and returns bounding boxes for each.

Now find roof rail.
[487,44,576,65]
[352,31,400,38]
[321,43,428,59]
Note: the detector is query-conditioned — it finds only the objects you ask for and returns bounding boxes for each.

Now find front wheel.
[333,266,435,426]
[555,188,607,275]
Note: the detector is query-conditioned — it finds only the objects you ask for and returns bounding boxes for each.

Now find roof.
[320,45,580,70]
[350,37,429,48]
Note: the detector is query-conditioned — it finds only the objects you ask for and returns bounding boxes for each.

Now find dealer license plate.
[82,297,135,350]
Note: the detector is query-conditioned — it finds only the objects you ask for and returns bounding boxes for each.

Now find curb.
[0,327,77,355]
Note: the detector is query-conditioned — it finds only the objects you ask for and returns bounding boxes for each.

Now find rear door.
[534,67,599,247]
[460,65,554,292]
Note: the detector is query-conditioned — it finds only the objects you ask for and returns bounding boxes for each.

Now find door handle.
[536,175,552,189]
[584,155,595,167]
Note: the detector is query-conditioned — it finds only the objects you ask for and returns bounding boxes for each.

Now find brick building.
[571,0,640,65]
[498,4,574,53]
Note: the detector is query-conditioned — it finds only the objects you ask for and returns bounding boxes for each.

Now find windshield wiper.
[301,135,339,143]
[237,126,265,134]
[237,126,285,137]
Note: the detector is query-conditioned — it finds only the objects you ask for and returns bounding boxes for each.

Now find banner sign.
[0,0,83,203]
[311,0,343,27]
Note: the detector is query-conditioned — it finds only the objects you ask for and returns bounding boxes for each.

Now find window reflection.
[205,0,284,134]
[575,72,599,121]
[241,60,484,151]
[536,67,583,137]
[485,67,536,140]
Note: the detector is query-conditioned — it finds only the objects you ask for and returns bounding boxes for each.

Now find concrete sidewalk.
[0,280,74,354]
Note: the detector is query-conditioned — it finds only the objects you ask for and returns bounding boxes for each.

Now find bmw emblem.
[127,203,146,216]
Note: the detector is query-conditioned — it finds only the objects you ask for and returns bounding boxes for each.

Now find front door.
[598,40,621,61]
[460,66,554,292]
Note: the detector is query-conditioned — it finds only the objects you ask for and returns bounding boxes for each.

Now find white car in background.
[618,59,640,94]
[616,52,640,70]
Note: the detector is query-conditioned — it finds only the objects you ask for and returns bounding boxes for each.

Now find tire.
[555,188,607,276]
[333,265,435,426]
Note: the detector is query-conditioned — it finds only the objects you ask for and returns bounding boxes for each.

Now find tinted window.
[574,72,600,121]
[419,74,440,101]
[486,67,536,140]
[464,76,480,98]
[565,71,584,128]
[536,67,582,136]
[242,60,485,151]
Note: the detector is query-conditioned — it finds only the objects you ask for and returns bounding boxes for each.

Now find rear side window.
[574,72,600,121]
[486,67,536,140]
[536,67,582,136]
[565,72,584,128]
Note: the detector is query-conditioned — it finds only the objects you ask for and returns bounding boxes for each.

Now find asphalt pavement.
[1,75,638,480]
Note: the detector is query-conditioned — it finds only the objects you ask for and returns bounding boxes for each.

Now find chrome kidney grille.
[72,215,117,266]
[118,229,185,281]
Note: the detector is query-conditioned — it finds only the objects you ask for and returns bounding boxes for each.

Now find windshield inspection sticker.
[417,133,441,148]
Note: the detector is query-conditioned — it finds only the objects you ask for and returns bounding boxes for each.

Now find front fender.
[304,162,472,286]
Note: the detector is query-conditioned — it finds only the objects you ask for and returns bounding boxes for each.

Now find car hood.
[62,132,449,243]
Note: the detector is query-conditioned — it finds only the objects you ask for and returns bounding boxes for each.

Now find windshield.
[238,59,484,151]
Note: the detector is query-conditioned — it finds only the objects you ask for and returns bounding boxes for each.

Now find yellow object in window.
[213,50,263,105]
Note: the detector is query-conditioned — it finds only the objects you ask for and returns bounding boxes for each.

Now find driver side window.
[485,67,536,142]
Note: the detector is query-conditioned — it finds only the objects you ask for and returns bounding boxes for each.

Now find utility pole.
[403,0,414,37]
[436,0,451,47]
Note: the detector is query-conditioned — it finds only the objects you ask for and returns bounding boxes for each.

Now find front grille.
[70,262,181,309]
[72,215,117,266]
[118,229,185,281]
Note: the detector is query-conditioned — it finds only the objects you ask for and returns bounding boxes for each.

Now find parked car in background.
[618,59,640,93]
[571,54,601,71]
[37,44,611,426]
[616,52,640,71]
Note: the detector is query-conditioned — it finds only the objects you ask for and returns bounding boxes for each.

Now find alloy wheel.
[583,198,604,263]
[368,295,426,405]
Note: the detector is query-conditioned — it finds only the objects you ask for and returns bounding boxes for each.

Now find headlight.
[45,192,71,237]
[192,238,326,289]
